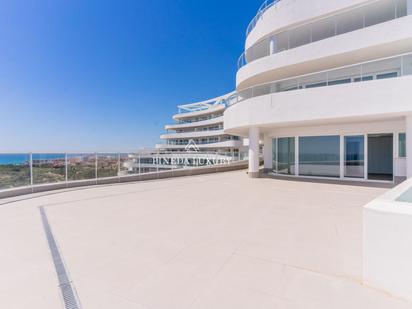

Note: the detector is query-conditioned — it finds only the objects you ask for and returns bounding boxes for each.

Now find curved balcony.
[156,140,243,150]
[172,105,224,120]
[160,130,225,140]
[237,14,412,89]
[225,59,412,136]
[165,116,223,130]
[240,0,409,70]
[231,52,412,110]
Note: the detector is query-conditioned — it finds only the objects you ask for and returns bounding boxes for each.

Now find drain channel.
[39,206,82,309]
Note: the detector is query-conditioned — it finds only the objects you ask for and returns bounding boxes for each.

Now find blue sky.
[0,0,262,152]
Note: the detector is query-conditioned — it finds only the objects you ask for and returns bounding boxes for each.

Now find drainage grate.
[39,206,82,309]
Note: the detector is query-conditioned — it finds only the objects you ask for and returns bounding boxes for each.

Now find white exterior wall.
[246,0,373,48]
[226,76,412,135]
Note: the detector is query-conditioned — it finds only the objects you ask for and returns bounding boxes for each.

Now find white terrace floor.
[1,170,412,309]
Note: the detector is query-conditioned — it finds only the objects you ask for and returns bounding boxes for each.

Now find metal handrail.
[246,0,280,37]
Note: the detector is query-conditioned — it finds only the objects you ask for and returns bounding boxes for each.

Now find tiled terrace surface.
[1,171,411,309]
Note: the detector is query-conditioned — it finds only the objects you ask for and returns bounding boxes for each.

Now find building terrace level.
[241,0,412,71]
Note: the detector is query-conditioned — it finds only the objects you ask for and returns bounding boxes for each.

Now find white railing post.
[65,153,68,186]
[30,153,33,192]
[118,153,121,182]
[156,151,159,173]
[138,153,141,174]
[95,153,98,183]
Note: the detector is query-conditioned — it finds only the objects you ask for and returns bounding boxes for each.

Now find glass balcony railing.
[239,0,409,69]
[0,151,249,192]
[229,52,412,106]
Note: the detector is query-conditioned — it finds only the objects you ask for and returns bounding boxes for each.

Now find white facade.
[158,92,245,154]
[225,0,412,181]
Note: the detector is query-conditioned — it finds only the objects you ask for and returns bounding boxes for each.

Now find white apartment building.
[224,0,412,181]
[157,92,244,155]
[124,93,245,174]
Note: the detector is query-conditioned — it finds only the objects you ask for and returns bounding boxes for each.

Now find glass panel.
[275,31,289,53]
[276,137,295,175]
[399,133,406,157]
[119,153,133,175]
[238,88,253,102]
[362,56,401,79]
[395,0,408,17]
[32,153,65,184]
[0,154,30,189]
[327,64,362,85]
[336,7,364,35]
[365,0,396,27]
[275,79,299,92]
[253,84,271,97]
[345,136,365,178]
[376,71,398,79]
[402,54,412,75]
[97,153,119,178]
[289,25,311,49]
[252,37,270,61]
[299,136,340,178]
[67,153,96,181]
[299,72,328,89]
[272,139,277,170]
[311,17,336,42]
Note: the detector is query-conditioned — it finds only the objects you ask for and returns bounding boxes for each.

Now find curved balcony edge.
[156,140,244,150]
[245,0,373,50]
[237,15,412,90]
[224,75,412,137]
[165,116,224,130]
[160,130,225,140]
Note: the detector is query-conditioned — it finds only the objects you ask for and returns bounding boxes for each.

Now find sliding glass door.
[344,135,365,178]
[274,137,295,175]
[298,136,340,178]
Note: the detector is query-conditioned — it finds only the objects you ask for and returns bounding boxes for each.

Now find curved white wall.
[160,130,225,140]
[225,75,412,136]
[173,105,224,120]
[156,140,243,150]
[246,0,373,49]
[165,116,223,130]
[238,15,412,89]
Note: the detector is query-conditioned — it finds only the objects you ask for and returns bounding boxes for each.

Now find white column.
[248,127,260,178]
[406,116,412,178]
[408,0,412,15]
[269,38,275,55]
[263,134,273,172]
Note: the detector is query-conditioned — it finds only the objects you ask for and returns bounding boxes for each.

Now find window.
[399,133,406,158]
[328,78,351,86]
[299,136,340,178]
[376,72,398,79]
[354,76,373,82]
[274,137,295,175]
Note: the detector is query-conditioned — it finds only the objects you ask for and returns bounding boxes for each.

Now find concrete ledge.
[0,162,248,199]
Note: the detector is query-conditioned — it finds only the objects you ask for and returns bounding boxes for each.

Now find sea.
[0,154,66,165]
